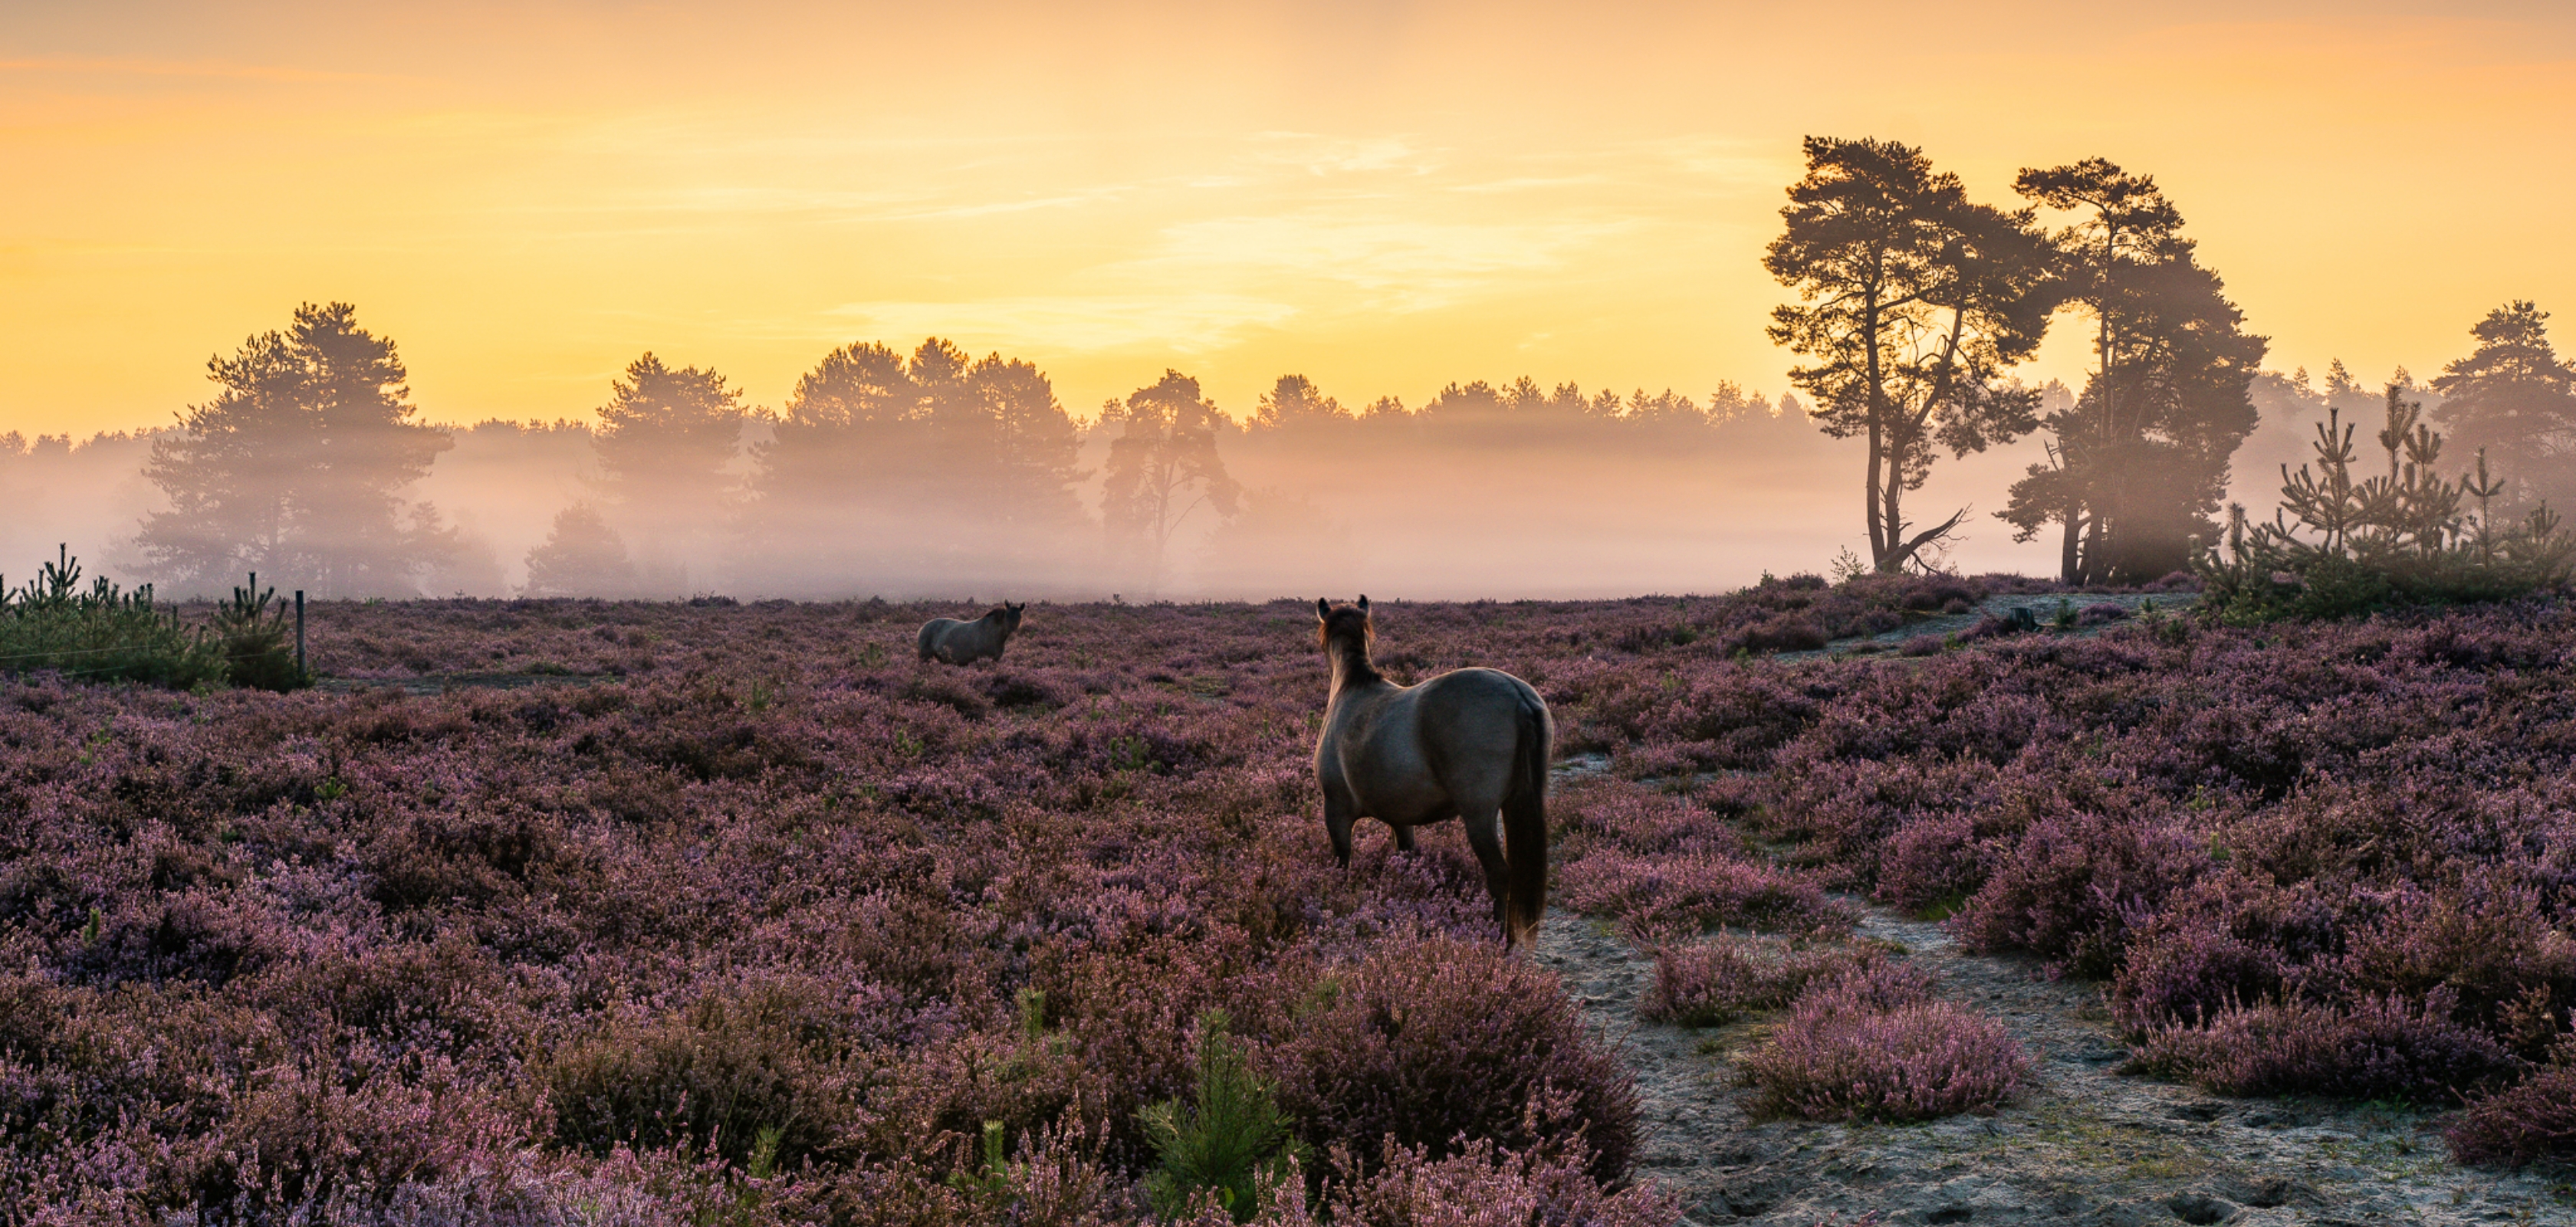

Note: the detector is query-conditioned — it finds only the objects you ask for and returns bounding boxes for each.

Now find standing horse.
[1313,596,1552,946]
[917,602,1025,664]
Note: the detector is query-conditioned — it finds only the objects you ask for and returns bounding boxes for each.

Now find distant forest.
[4,140,2572,601]
[0,310,1849,600]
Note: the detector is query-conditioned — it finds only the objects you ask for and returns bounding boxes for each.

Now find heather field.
[10,577,2576,1222]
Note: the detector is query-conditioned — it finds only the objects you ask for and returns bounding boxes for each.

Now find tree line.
[121,311,1824,598]
[98,141,2576,597]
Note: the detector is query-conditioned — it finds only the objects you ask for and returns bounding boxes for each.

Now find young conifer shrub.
[211,578,309,691]
[0,547,227,689]
[1138,1008,1308,1223]
[2194,390,2576,622]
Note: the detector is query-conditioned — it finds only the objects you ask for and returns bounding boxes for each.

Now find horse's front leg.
[1325,790,1357,868]
[1391,821,1416,854]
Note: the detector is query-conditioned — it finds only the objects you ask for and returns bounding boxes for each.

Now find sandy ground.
[1539,747,2576,1223]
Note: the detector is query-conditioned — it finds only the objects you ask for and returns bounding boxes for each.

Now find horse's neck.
[1326,642,1385,701]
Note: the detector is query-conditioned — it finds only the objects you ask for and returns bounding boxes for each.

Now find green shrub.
[212,579,309,692]
[1138,1008,1306,1222]
[539,985,863,1170]
[0,548,226,688]
[2196,389,2574,623]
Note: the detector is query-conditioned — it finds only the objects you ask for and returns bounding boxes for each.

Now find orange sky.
[5,0,2574,438]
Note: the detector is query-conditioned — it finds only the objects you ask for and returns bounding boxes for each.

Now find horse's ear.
[1315,597,1330,621]
[1357,594,1370,614]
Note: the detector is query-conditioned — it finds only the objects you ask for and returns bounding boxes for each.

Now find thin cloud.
[0,55,403,85]
[1139,212,1638,312]
[823,293,1300,355]
[1243,132,1434,176]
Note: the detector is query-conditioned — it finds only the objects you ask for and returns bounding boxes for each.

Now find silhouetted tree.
[961,347,1087,531]
[1766,137,2054,573]
[1102,370,1240,592]
[1418,377,1622,443]
[2431,301,2576,508]
[524,503,636,597]
[138,302,455,596]
[1251,375,1352,430]
[748,337,1086,590]
[763,340,915,502]
[2001,160,2265,582]
[593,354,744,512]
[590,354,744,588]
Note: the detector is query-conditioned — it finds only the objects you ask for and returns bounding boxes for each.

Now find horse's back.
[1343,667,1543,812]
[1413,668,1545,755]
[917,618,958,660]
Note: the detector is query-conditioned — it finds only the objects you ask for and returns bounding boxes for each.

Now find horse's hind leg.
[1326,791,1357,868]
[1458,809,1513,943]
[1390,821,1416,853]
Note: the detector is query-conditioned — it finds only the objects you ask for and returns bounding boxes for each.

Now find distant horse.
[1313,596,1552,946]
[918,602,1025,665]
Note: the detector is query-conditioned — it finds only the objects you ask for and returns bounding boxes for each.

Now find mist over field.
[0,347,2442,603]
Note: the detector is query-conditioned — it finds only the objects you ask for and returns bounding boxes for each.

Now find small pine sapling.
[1138,1008,1309,1222]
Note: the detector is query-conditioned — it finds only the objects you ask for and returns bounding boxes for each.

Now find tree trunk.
[2059,509,2082,586]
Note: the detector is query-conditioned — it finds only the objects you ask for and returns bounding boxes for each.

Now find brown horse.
[1313,596,1552,946]
[917,602,1024,664]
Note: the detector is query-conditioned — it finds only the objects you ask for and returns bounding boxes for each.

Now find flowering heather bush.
[2075,601,2131,627]
[1263,933,1638,1184]
[2447,1061,2576,1168]
[1638,933,1893,1027]
[1549,778,1855,942]
[1539,593,2576,1159]
[20,580,2576,1207]
[1315,1120,1677,1227]
[2134,989,2520,1102]
[1947,808,2213,978]
[1557,848,1856,942]
[1737,968,2026,1123]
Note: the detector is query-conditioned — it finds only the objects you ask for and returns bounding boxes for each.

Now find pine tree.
[2430,301,2576,508]
[1765,137,2055,572]
[523,503,636,597]
[590,354,744,588]
[1999,160,2265,583]
[138,303,454,597]
[1101,370,1240,593]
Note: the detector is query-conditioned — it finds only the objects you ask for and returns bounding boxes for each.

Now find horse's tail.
[1503,689,1552,946]
[916,621,941,661]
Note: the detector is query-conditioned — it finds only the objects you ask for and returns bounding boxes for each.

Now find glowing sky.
[5,0,2574,438]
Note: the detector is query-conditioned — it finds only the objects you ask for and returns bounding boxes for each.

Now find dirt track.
[1540,760,2576,1226]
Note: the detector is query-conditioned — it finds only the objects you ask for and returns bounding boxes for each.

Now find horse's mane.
[1317,604,1382,687]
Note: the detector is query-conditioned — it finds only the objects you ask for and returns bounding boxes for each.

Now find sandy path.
[1539,769,2574,1225]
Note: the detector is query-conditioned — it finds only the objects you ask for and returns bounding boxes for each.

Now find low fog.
[0,336,2446,603]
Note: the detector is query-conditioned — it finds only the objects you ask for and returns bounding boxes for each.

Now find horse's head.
[1003,600,1026,631]
[1313,595,1372,652]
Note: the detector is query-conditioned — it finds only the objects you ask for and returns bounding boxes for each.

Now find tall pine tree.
[2430,301,2576,509]
[2000,160,2265,583]
[1101,370,1239,593]
[139,303,454,597]
[1765,137,2055,573]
